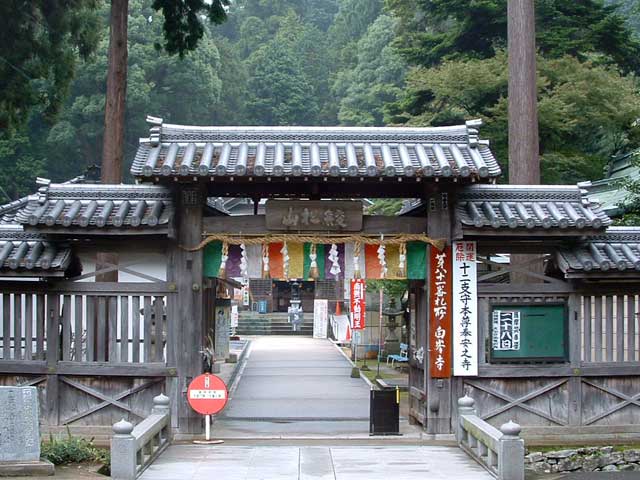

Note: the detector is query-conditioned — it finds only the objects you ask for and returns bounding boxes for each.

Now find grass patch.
[41,428,110,475]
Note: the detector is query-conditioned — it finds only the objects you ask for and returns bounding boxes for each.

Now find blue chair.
[386,343,409,368]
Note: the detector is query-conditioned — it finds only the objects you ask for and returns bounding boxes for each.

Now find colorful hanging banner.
[288,242,305,279]
[385,244,401,279]
[268,242,284,279]
[429,245,452,379]
[203,241,222,278]
[364,244,382,279]
[304,243,325,280]
[350,278,366,330]
[452,241,478,376]
[226,244,243,278]
[407,242,426,280]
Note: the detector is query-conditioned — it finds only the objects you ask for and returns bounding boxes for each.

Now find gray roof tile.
[15,184,173,232]
[131,117,500,180]
[557,227,640,276]
[0,229,72,273]
[457,185,611,232]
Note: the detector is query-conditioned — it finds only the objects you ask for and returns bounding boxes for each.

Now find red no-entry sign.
[187,374,228,415]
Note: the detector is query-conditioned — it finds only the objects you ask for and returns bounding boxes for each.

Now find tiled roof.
[0,197,29,225]
[0,229,72,273]
[15,184,173,232]
[457,185,611,232]
[557,227,640,276]
[131,117,500,180]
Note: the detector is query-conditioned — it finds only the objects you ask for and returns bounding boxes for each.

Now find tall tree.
[508,0,539,185]
[99,0,229,283]
[389,0,640,73]
[0,0,100,132]
[101,0,230,183]
[102,0,129,184]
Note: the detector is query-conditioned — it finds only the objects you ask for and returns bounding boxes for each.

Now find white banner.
[452,241,478,376]
[313,299,329,339]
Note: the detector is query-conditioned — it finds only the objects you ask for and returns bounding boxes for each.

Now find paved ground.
[212,336,375,438]
[139,445,494,480]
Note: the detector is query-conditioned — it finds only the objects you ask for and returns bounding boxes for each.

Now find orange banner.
[268,242,284,279]
[364,244,382,279]
[429,245,452,379]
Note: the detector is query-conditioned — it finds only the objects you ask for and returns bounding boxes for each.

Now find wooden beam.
[203,215,427,236]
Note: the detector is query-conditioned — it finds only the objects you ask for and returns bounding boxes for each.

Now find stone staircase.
[236,311,314,336]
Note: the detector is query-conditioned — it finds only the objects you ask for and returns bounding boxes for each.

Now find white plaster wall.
[78,250,167,282]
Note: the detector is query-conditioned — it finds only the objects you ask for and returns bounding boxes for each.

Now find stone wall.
[525,447,640,474]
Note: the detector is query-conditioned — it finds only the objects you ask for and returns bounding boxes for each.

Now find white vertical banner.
[313,299,329,339]
[452,241,478,376]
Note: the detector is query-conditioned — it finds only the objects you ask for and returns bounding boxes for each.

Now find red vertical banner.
[350,279,366,330]
[429,245,452,378]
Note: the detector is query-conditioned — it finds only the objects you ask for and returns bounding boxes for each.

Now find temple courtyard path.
[138,337,489,479]
[139,445,494,480]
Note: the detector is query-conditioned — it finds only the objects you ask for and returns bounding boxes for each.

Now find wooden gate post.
[168,186,205,434]
[425,192,453,434]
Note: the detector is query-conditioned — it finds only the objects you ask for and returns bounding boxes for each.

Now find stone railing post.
[111,418,136,480]
[456,395,476,443]
[498,420,524,480]
[152,393,170,415]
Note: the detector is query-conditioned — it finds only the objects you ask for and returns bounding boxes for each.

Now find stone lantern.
[382,297,404,356]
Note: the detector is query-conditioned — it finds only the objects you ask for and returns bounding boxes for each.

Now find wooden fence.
[454,255,640,441]
[0,281,175,436]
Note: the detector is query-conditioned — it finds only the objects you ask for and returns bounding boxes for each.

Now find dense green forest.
[0,0,639,202]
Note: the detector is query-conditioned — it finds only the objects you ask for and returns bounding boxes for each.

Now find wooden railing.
[111,393,171,480]
[456,396,524,480]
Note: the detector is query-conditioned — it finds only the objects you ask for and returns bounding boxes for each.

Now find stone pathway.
[212,336,374,437]
[139,445,494,480]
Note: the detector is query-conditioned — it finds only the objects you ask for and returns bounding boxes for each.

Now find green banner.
[203,241,222,278]
[407,241,426,280]
[303,243,325,280]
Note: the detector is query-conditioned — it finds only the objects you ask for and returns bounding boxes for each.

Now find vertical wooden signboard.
[429,245,452,378]
[452,241,478,376]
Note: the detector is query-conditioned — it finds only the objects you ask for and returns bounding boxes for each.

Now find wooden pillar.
[567,293,582,426]
[425,192,453,434]
[168,186,205,434]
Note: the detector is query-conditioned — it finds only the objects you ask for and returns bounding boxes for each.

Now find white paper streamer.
[240,243,248,280]
[329,243,341,277]
[281,242,290,279]
[377,244,387,278]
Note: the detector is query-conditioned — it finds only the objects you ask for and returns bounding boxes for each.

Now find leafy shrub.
[41,428,109,467]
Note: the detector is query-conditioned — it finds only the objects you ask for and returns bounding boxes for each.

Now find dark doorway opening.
[272,280,315,312]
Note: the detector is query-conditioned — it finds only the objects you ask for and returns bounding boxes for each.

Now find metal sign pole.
[205,414,211,441]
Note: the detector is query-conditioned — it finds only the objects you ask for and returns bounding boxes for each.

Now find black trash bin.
[369,387,400,435]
